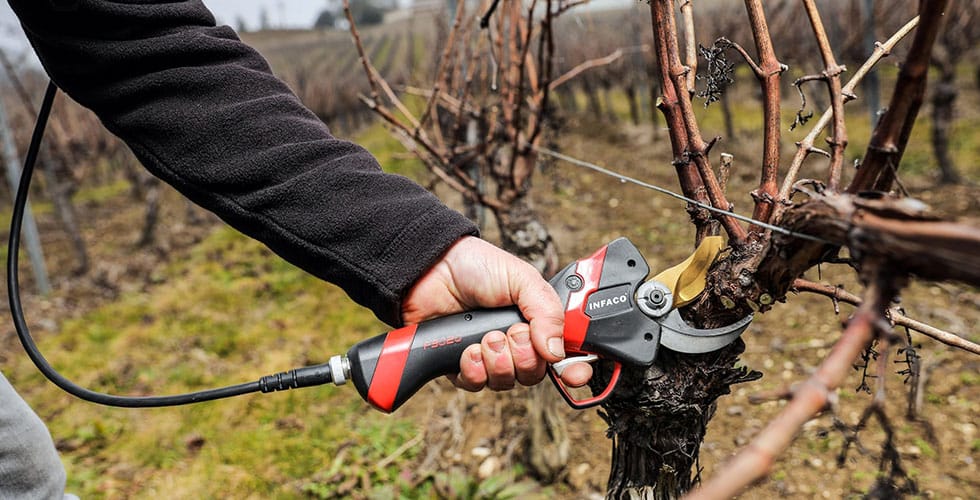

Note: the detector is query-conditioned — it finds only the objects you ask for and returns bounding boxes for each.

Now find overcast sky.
[0,1,328,52]
[206,0,329,31]
[0,0,629,64]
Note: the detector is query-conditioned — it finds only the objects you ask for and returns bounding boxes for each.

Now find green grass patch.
[8,118,448,497]
[961,371,980,387]
[371,35,395,72]
[19,225,424,497]
[913,438,937,459]
[72,179,130,205]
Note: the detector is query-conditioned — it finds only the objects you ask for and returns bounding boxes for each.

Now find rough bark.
[768,194,980,288]
[590,3,966,496]
[588,3,763,496]
[594,341,759,499]
[523,1,980,498]
[592,188,980,499]
[492,194,560,277]
[525,383,570,482]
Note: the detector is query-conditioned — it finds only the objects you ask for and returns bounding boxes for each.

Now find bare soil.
[1,118,976,499]
[413,117,980,499]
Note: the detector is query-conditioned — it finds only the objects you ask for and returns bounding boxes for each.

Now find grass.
[7,121,546,498]
[4,130,437,496]
[25,226,404,497]
[371,34,396,73]
[73,179,131,205]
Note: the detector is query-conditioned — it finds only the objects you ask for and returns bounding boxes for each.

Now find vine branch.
[793,278,980,355]
[847,0,949,193]
[650,0,746,243]
[778,16,920,202]
[680,0,697,95]
[743,0,785,232]
[691,269,899,499]
[801,0,848,191]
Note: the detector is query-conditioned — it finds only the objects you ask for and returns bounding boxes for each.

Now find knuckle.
[458,373,483,391]
[488,379,516,392]
[516,370,545,387]
[539,313,565,330]
[487,362,513,379]
[455,376,485,392]
[512,350,540,372]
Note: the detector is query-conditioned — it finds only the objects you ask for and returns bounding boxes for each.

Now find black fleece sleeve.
[8,0,478,326]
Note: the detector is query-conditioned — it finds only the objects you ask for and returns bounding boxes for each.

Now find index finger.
[509,263,565,363]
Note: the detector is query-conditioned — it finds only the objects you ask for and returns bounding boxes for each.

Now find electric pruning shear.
[299,237,753,413]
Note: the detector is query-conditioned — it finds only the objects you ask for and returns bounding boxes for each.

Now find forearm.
[10,0,477,325]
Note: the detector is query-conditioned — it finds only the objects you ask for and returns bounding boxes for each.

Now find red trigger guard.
[547,360,622,410]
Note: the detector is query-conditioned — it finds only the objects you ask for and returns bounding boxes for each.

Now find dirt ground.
[1,115,976,498]
[406,117,980,499]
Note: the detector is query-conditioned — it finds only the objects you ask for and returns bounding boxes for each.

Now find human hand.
[402,236,593,391]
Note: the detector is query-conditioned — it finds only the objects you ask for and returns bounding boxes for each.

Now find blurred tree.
[235,15,249,33]
[929,1,980,184]
[349,0,387,27]
[862,0,881,124]
[259,7,270,31]
[314,9,337,29]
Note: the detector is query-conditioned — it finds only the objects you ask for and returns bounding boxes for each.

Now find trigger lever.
[551,354,599,377]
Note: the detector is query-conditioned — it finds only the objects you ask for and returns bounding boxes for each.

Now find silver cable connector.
[329,355,349,385]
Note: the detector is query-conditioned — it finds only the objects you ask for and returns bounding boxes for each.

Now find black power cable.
[7,81,334,407]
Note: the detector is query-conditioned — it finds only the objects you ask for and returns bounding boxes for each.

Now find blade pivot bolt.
[637,280,673,318]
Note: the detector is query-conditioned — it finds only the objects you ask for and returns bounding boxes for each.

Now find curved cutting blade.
[657,309,753,354]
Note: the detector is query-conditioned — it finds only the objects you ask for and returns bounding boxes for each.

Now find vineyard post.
[0,51,89,274]
[0,96,50,294]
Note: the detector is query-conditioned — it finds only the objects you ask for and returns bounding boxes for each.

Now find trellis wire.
[529,144,836,245]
